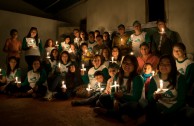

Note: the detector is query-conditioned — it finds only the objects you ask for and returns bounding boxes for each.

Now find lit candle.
[160,79,163,90]
[56,41,59,46]
[111,81,119,92]
[81,64,86,71]
[46,52,50,58]
[120,56,125,67]
[58,62,61,68]
[130,51,134,55]
[151,71,155,76]
[86,84,92,91]
[61,81,67,89]
[0,68,1,73]
[161,28,165,34]
[15,77,18,82]
[111,57,114,62]
[121,38,123,42]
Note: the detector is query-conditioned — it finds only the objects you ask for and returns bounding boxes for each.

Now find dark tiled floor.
[0,94,144,126]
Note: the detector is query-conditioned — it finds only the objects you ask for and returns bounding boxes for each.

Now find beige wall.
[166,0,194,54]
[87,0,145,32]
[0,10,68,70]
[58,0,194,54]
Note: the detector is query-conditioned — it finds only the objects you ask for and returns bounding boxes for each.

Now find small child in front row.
[138,63,154,109]
[95,63,120,108]
[71,70,106,106]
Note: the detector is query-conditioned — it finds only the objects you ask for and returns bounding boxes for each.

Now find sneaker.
[93,107,107,115]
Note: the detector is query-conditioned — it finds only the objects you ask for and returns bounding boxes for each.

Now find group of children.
[1,24,194,125]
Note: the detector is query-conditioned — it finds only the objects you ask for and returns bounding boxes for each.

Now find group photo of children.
[1,19,194,126]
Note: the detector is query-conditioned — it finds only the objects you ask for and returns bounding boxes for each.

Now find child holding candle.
[172,43,194,107]
[22,27,43,71]
[46,51,71,98]
[145,55,187,125]
[80,43,93,70]
[17,58,47,98]
[111,46,122,65]
[3,56,21,95]
[44,48,59,77]
[58,35,71,53]
[101,47,111,68]
[44,39,55,57]
[71,71,106,106]
[94,55,144,120]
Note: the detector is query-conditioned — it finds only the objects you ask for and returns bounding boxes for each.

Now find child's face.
[122,59,134,74]
[143,64,152,74]
[61,53,69,64]
[159,58,171,75]
[96,37,103,45]
[30,30,37,38]
[108,68,118,77]
[82,45,88,52]
[65,38,71,44]
[95,75,104,83]
[48,40,53,47]
[103,34,108,40]
[9,59,17,69]
[173,46,185,59]
[52,50,58,58]
[32,60,40,71]
[102,49,109,58]
[92,56,101,68]
[112,48,119,57]
[140,45,150,55]
[88,34,95,41]
[69,65,76,72]
[70,44,75,50]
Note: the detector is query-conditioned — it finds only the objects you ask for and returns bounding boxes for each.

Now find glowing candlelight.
[111,81,119,92]
[58,62,61,68]
[15,77,18,82]
[130,51,134,55]
[160,79,163,90]
[121,38,123,42]
[152,71,155,76]
[161,28,165,34]
[120,56,125,67]
[81,64,86,71]
[0,68,1,73]
[56,41,59,46]
[61,81,67,89]
[86,84,92,91]
[46,52,50,58]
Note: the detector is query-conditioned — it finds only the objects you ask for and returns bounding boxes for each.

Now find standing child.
[172,43,194,106]
[22,27,43,70]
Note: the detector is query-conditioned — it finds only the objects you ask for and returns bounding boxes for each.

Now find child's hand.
[81,70,85,75]
[153,92,162,100]
[114,92,123,99]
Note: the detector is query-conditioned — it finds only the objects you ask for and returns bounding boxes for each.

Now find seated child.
[71,70,106,106]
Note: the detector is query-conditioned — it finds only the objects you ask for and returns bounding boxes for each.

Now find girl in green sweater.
[146,55,187,125]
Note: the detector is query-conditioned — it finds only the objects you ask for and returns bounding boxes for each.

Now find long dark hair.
[50,48,59,62]
[118,55,139,91]
[66,62,82,89]
[59,51,71,65]
[32,58,42,72]
[157,54,178,88]
[44,38,55,48]
[26,27,39,46]
[6,56,19,76]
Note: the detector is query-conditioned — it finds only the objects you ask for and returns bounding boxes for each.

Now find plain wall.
[0,10,68,71]
[57,0,194,54]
